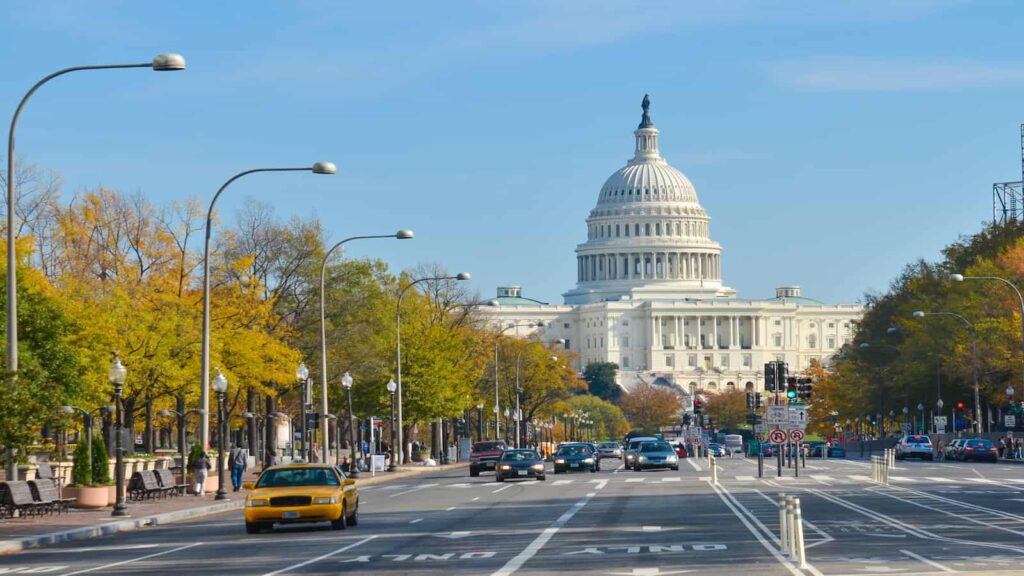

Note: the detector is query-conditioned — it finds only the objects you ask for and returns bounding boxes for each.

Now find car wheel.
[590,466,597,473]
[671,465,679,471]
[331,504,348,530]
[348,499,359,526]
[496,474,505,482]
[470,468,480,477]
[539,475,546,481]
[245,522,261,534]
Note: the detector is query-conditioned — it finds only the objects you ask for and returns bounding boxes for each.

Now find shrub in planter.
[71,440,92,487]
[91,433,111,486]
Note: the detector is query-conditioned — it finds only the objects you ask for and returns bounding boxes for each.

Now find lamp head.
[242,412,255,418]
[386,378,397,394]
[109,356,127,385]
[157,409,171,417]
[937,398,944,409]
[917,402,924,410]
[152,53,186,71]
[476,403,484,410]
[212,370,228,394]
[1007,385,1015,396]
[60,406,75,414]
[912,310,925,318]
[455,272,471,281]
[296,362,309,382]
[950,273,965,282]
[341,371,353,390]
[312,161,337,175]
[395,230,414,239]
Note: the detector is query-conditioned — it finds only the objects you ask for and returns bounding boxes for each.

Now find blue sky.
[1,1,1021,305]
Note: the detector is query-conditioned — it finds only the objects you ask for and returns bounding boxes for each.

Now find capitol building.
[487,96,862,394]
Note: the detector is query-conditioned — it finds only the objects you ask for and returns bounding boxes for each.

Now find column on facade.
[712,315,718,349]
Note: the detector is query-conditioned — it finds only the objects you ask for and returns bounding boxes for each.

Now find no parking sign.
[789,429,805,442]
[769,429,787,444]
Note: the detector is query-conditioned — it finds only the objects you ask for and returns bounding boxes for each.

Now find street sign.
[753,424,765,434]
[936,425,947,434]
[1006,415,1017,428]
[769,429,787,444]
[900,423,911,433]
[787,405,808,429]
[789,429,805,442]
[766,406,787,426]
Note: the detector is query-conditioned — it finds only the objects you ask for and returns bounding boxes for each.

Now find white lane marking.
[809,475,834,482]
[642,525,661,532]
[735,476,756,482]
[490,492,596,576]
[379,484,408,490]
[472,497,480,501]
[40,544,161,554]
[591,479,608,490]
[900,549,956,573]
[446,506,456,511]
[686,458,701,471]
[492,484,513,493]
[60,543,202,576]
[261,535,377,576]
[709,481,810,576]
[553,480,573,485]
[625,478,645,483]
[850,475,872,482]
[392,483,438,497]
[661,477,681,482]
[925,477,956,483]
[410,518,423,524]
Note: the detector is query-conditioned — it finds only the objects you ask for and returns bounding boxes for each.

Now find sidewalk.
[0,462,466,555]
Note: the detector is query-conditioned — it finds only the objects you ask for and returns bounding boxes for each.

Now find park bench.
[0,481,51,518]
[155,468,188,496]
[28,480,75,514]
[128,470,172,501]
[34,461,61,488]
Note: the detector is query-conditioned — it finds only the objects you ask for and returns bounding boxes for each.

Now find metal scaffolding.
[992,124,1024,224]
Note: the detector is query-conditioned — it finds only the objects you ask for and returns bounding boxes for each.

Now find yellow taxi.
[242,463,358,534]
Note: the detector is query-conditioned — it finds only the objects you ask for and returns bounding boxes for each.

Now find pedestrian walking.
[192,451,211,496]
[229,443,249,491]
[263,448,277,470]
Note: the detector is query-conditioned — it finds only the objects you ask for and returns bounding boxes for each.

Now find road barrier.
[777,493,807,567]
[871,454,890,484]
[709,454,718,484]
[887,447,896,469]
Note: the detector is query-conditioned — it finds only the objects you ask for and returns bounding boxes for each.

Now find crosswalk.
[363,474,1024,491]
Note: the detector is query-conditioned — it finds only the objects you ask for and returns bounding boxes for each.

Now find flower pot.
[66,485,110,509]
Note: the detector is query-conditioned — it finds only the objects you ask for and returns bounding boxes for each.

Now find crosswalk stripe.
[553,480,573,485]
[925,477,955,483]
[661,477,682,482]
[809,475,834,481]
[850,475,872,482]
[625,478,645,483]
[735,475,756,481]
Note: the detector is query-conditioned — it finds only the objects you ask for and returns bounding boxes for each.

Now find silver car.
[632,441,680,471]
[624,436,659,468]
[597,442,623,459]
[896,434,933,460]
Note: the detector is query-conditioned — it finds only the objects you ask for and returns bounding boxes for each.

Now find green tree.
[702,388,747,431]
[583,362,621,401]
[91,433,111,485]
[71,435,92,486]
[618,382,682,433]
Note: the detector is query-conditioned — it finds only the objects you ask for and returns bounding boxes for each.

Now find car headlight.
[625,454,634,460]
[500,465,512,471]
[531,463,544,470]
[583,458,594,464]
[313,496,339,504]
[637,456,646,462]
[246,499,269,507]
[667,455,677,462]
[554,459,565,464]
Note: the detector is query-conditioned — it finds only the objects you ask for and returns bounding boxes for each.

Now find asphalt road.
[4,454,1024,575]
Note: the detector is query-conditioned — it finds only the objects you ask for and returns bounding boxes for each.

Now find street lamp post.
[241,412,265,471]
[913,310,982,434]
[159,407,204,490]
[296,363,310,462]
[395,272,470,464]
[319,231,413,464]
[917,403,925,434]
[476,403,484,441]
[952,273,1024,405]
[4,53,186,482]
[936,399,945,433]
[387,379,398,471]
[342,372,359,477]
[109,357,128,517]
[212,371,228,501]
[199,162,336,450]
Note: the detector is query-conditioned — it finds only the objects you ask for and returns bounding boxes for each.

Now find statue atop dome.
[638,94,654,129]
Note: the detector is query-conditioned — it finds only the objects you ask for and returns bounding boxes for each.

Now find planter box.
[65,485,110,508]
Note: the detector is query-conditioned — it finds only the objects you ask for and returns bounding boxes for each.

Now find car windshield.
[556,445,592,456]
[641,442,672,452]
[599,442,618,449]
[256,467,339,488]
[905,436,931,444]
[473,442,506,452]
[501,450,540,461]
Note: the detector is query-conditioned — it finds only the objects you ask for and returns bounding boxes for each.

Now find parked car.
[673,443,688,458]
[469,441,508,477]
[597,442,623,459]
[958,438,998,462]
[707,443,727,457]
[632,441,679,471]
[553,443,598,473]
[760,443,779,457]
[496,449,546,482]
[827,444,846,458]
[624,436,659,468]
[896,435,934,461]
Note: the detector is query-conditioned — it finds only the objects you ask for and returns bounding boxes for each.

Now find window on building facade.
[600,337,604,347]
[808,334,817,349]
[689,382,697,393]
[564,339,571,349]
[773,334,782,347]
[625,225,630,237]
[688,354,697,367]
[665,355,674,367]
[742,354,751,367]
[827,336,836,349]
[621,356,630,368]
[564,323,570,329]
[655,223,662,235]
[645,223,651,236]
[635,224,640,236]
[703,355,712,369]
[586,338,590,349]
[828,322,835,328]
[720,355,729,367]
[622,336,629,348]
[621,319,629,326]
[726,382,735,391]
[774,319,782,326]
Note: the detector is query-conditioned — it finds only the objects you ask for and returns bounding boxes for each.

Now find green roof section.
[492,286,548,306]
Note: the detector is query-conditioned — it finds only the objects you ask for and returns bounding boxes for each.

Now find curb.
[0,461,467,555]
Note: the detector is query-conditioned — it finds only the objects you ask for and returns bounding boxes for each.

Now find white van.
[724,434,743,455]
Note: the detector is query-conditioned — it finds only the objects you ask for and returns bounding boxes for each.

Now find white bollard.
[778,492,789,555]
[792,497,807,568]
[785,495,798,561]
[710,454,718,484]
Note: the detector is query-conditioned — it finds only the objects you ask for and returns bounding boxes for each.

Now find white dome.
[598,160,699,205]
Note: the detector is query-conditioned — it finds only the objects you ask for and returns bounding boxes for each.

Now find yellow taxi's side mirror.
[242,481,254,490]
[343,478,356,487]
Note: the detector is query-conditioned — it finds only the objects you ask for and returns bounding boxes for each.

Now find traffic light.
[746,392,755,410]
[797,377,813,400]
[764,362,776,392]
[786,377,797,400]
[755,392,763,409]
[956,401,965,410]
[682,413,693,426]
[693,398,703,415]
[706,417,715,431]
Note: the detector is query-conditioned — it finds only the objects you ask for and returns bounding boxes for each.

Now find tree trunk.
[265,396,277,464]
[247,390,257,451]
[123,396,136,455]
[143,396,154,454]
